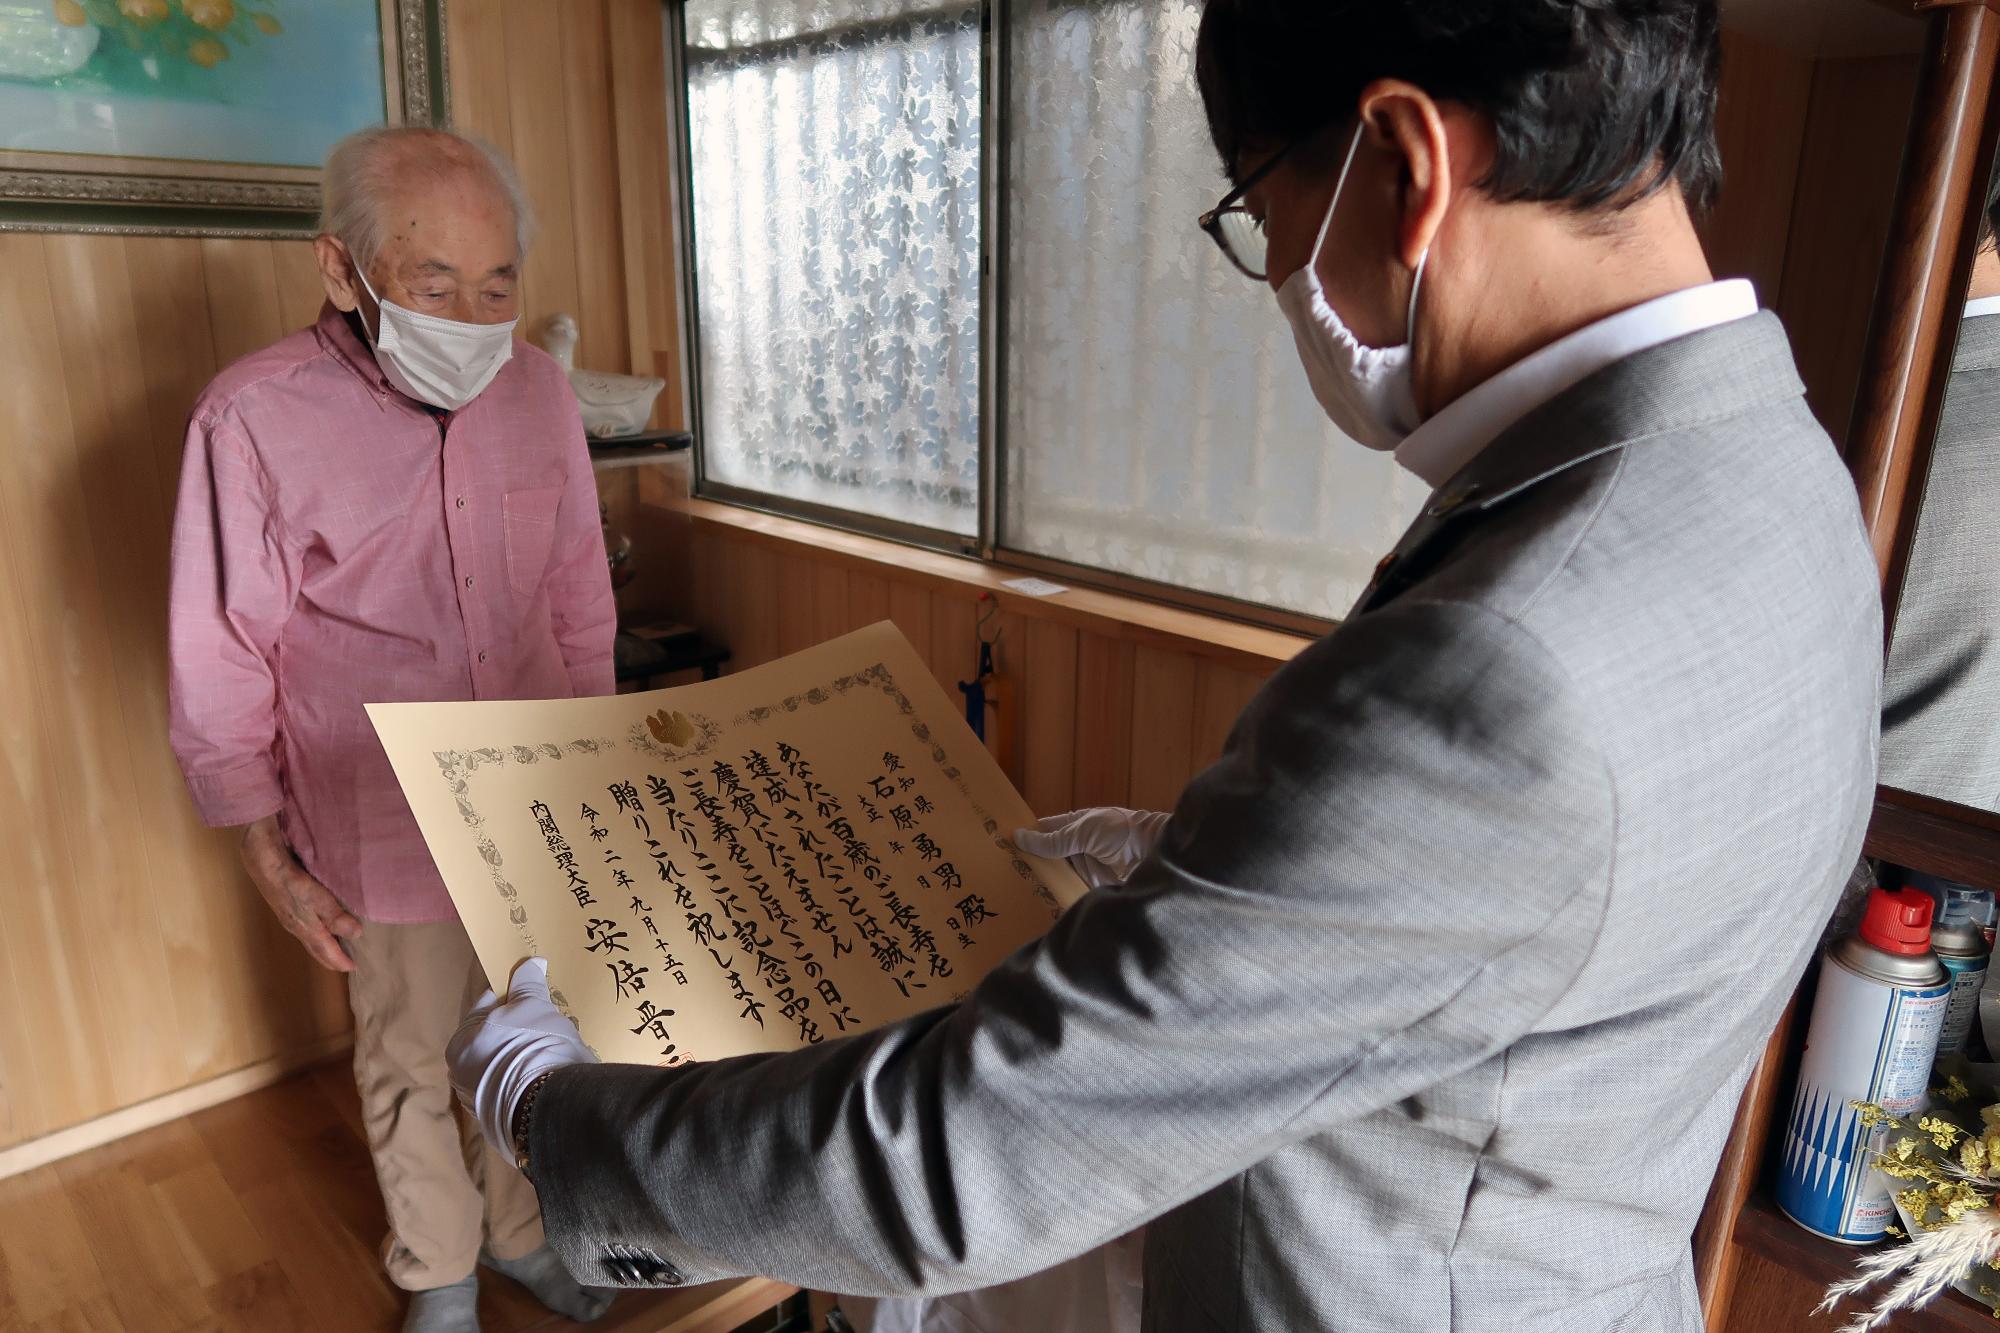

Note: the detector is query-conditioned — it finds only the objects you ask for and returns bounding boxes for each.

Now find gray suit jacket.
[528,312,1881,1333]
[1881,312,2000,809]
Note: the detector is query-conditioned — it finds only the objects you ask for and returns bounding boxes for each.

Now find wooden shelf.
[1866,788,2000,889]
[680,496,1314,673]
[614,625,729,686]
[1734,1194,1997,1330]
[590,431,692,472]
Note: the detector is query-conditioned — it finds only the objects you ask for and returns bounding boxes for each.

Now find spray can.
[1777,887,1950,1243]
[1908,871,1997,947]
[1933,919,1992,1056]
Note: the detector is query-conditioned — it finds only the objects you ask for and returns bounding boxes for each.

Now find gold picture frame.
[0,0,449,237]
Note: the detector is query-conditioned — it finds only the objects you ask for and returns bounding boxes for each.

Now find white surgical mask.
[353,262,516,412]
[1275,123,1429,451]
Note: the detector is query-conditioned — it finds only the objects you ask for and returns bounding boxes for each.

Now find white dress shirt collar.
[1393,278,1761,489]
[1965,294,2000,319]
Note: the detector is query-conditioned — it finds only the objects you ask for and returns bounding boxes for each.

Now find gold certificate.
[369,622,1086,1064]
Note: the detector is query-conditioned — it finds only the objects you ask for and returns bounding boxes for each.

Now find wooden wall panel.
[1127,647,1198,814]
[446,0,514,154]
[0,238,109,1144]
[123,239,216,522]
[503,0,583,344]
[775,553,820,657]
[270,243,327,335]
[197,240,285,367]
[734,541,783,667]
[561,0,632,378]
[812,563,851,645]
[0,236,185,1117]
[847,570,891,628]
[987,609,1030,787]
[607,0,685,429]
[0,0,688,1156]
[887,582,935,678]
[118,235,333,1077]
[1702,30,1815,304]
[1072,636,1137,810]
[1699,39,1922,453]
[1019,620,1081,818]
[50,236,310,1081]
[1776,53,1923,450]
[929,595,981,704]
[1191,660,1267,771]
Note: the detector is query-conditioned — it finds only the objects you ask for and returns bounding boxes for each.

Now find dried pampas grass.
[1815,1207,2000,1331]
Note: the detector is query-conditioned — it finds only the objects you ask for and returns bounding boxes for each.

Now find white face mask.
[1275,123,1429,451]
[353,262,517,412]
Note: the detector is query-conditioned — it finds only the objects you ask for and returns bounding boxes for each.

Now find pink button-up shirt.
[168,304,616,923]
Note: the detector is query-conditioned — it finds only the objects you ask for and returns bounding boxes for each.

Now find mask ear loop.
[1306,122,1368,276]
[1312,122,1429,349]
[1406,246,1430,348]
[1403,134,1437,412]
[346,247,388,350]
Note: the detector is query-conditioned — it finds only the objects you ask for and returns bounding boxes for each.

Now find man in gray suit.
[1881,179,2000,810]
[449,2,1882,1329]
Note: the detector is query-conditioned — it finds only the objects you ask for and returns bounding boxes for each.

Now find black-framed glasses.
[1197,136,1310,282]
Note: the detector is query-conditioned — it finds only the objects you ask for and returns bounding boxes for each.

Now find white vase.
[535,313,668,439]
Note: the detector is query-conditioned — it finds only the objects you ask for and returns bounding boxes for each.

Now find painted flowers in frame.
[0,0,447,236]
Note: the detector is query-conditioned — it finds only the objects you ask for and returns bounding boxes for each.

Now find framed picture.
[0,0,448,237]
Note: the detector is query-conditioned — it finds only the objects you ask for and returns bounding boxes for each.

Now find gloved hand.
[447,957,598,1159]
[1013,807,1171,888]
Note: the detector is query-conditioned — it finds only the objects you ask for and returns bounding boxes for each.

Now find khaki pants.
[346,920,545,1290]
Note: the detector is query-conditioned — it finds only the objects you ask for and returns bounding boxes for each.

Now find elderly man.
[450,1,1880,1330]
[168,126,616,1333]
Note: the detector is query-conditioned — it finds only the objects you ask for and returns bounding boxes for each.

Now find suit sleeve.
[528,598,1616,1296]
[166,411,300,828]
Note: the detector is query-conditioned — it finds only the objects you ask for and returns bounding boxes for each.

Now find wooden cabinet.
[1696,3,2000,1328]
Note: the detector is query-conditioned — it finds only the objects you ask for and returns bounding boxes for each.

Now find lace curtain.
[682,0,1426,614]
[1000,0,1425,616]
[683,0,984,535]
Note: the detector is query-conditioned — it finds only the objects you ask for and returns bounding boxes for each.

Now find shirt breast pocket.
[502,486,564,599]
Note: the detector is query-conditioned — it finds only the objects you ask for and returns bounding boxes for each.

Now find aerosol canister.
[1934,919,1992,1056]
[1777,887,1951,1243]
[1909,871,1997,947]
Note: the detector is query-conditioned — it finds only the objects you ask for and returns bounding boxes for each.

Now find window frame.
[664,0,1339,637]
[667,0,994,558]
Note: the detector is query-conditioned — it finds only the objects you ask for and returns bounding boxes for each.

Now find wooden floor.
[0,1060,794,1333]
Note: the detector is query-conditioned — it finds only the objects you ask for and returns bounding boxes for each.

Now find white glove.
[447,957,598,1159]
[1013,807,1171,888]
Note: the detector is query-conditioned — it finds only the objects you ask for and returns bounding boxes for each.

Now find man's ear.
[1356,80,1454,271]
[315,234,362,314]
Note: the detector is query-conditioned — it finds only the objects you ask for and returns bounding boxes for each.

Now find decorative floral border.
[431,736,616,990]
[427,659,1064,1025]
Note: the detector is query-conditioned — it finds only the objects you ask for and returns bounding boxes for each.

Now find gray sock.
[482,1245,614,1323]
[403,1275,479,1333]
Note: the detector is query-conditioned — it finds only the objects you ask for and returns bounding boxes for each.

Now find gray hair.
[320,126,537,271]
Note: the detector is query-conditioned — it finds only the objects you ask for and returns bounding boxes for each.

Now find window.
[679,0,984,538]
[671,0,1425,619]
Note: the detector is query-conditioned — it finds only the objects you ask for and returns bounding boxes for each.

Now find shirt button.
[464,575,475,589]
[478,651,488,664]
[456,496,466,509]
